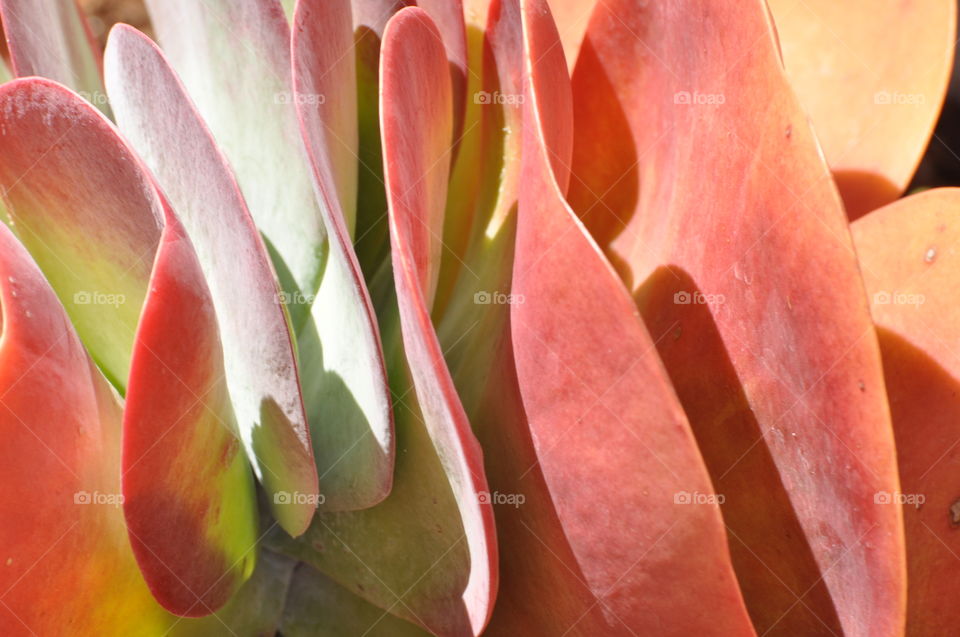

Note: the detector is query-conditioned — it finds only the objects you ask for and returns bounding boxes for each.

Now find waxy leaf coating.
[145,0,394,512]
[569,0,904,634]
[381,7,497,635]
[482,1,755,634]
[271,8,497,637]
[105,24,318,537]
[0,220,173,634]
[769,0,956,218]
[0,0,109,115]
[0,79,259,617]
[853,188,960,636]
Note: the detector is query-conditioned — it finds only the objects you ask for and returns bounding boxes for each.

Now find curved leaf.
[0,79,158,390]
[0,0,109,115]
[0,221,173,634]
[104,24,318,537]
[482,1,757,634]
[351,0,469,284]
[145,0,393,512]
[568,1,905,634]
[381,7,496,634]
[852,188,960,635]
[271,9,497,637]
[0,78,259,617]
[123,208,258,616]
[769,0,956,218]
[416,0,468,143]
[292,0,358,234]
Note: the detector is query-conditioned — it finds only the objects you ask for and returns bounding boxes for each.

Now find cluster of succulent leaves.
[0,0,957,635]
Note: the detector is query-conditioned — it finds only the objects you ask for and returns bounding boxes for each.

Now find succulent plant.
[0,0,956,635]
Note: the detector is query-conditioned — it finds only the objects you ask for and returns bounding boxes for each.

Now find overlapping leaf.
[568,0,904,634]
[0,220,172,634]
[0,0,108,115]
[272,8,498,637]
[380,7,496,634]
[104,24,318,537]
[0,79,257,616]
[769,0,956,218]
[144,0,393,512]
[476,1,757,634]
[853,188,960,636]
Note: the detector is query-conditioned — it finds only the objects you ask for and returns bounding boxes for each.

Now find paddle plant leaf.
[0,0,109,115]
[0,79,156,391]
[852,188,960,636]
[380,7,497,634]
[122,206,258,616]
[144,0,393,512]
[769,0,956,218]
[480,1,756,634]
[104,24,318,537]
[0,78,259,617]
[271,9,498,636]
[569,1,905,634]
[0,221,174,634]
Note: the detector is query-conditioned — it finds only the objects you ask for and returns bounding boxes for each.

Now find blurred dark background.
[909,32,960,192]
[77,0,150,41]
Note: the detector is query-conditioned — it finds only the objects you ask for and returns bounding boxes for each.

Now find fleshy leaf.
[0,78,259,617]
[292,0,358,234]
[768,0,956,218]
[381,6,496,633]
[104,24,318,537]
[145,0,393,512]
[0,79,157,390]
[281,564,432,636]
[416,0,468,143]
[0,0,109,115]
[0,221,174,633]
[852,188,960,635]
[351,0,468,284]
[481,1,757,634]
[270,8,498,637]
[569,1,904,634]
[123,206,258,616]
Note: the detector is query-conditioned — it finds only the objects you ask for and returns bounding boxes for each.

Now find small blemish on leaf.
[949,498,960,527]
[924,246,937,263]
[672,326,682,341]
[785,124,792,139]
[858,380,866,392]
[4,558,11,566]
